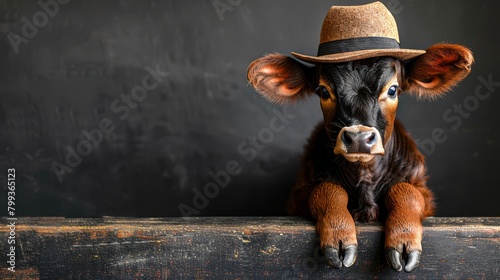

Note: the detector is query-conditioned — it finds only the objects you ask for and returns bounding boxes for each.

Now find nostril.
[366,132,376,146]
[341,131,353,145]
[337,127,383,155]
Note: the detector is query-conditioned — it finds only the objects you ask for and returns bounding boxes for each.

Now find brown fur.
[287,120,435,221]
[247,53,316,104]
[247,43,473,271]
[404,44,474,99]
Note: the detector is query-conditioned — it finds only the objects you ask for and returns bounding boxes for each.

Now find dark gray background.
[0,0,498,217]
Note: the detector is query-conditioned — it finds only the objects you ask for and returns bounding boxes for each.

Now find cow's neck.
[333,133,395,221]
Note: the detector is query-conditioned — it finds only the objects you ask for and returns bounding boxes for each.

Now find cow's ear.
[247,53,317,104]
[402,43,473,99]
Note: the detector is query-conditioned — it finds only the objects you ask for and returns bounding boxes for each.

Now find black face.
[316,57,402,163]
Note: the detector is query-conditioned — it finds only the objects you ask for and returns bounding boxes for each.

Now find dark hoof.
[325,247,342,268]
[404,251,421,272]
[386,248,421,272]
[324,245,358,269]
[343,245,358,268]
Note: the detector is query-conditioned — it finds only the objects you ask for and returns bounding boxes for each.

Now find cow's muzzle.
[333,125,385,163]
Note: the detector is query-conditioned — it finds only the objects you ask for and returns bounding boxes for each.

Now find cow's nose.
[334,125,385,162]
[341,130,378,154]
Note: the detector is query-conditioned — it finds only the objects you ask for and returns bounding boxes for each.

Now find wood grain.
[1,217,499,279]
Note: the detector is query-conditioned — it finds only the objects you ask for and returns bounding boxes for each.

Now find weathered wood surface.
[0,217,499,279]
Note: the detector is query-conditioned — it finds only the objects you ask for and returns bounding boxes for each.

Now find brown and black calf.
[247,44,473,272]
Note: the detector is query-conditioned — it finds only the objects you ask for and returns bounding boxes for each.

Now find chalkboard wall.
[1,0,499,217]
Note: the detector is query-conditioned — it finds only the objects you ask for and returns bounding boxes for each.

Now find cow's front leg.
[309,182,357,268]
[385,182,429,272]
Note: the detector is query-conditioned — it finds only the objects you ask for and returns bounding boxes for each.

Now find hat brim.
[291,48,426,63]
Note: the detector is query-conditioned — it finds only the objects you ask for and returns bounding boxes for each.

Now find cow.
[246,2,473,273]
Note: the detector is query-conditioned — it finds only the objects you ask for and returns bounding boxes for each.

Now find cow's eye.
[316,86,330,100]
[387,85,400,99]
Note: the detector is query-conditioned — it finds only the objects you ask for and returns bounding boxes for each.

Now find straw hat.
[291,1,426,63]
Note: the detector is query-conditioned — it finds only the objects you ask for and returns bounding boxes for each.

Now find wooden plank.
[1,217,499,279]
